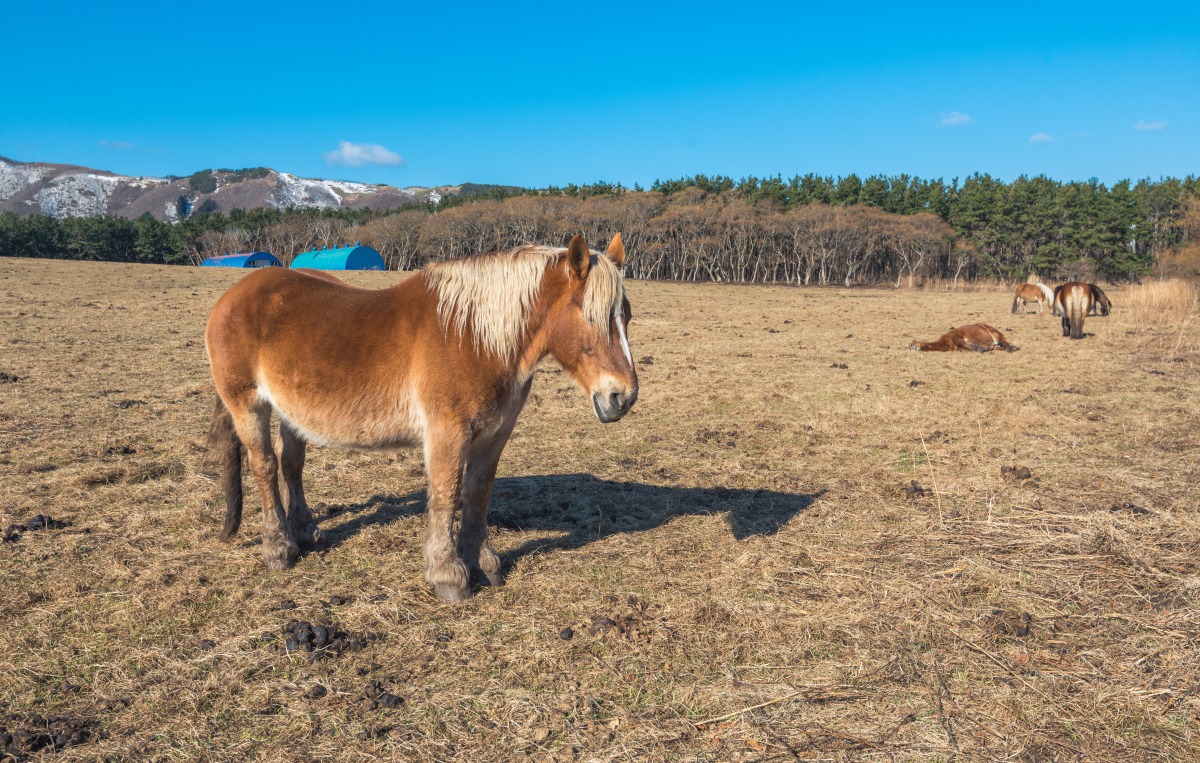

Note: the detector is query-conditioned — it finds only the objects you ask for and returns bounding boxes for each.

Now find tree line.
[1,172,1197,284]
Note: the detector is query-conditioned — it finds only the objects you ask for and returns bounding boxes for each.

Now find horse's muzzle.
[592,387,638,423]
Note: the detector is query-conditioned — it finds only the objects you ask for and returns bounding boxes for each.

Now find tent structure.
[290,243,385,271]
[200,252,283,268]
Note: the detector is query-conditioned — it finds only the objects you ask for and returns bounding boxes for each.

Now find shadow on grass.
[317,473,822,568]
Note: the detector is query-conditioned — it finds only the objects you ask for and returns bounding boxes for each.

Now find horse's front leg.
[458,434,512,589]
[459,384,529,588]
[423,429,471,602]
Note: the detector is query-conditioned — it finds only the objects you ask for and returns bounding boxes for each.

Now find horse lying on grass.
[205,234,638,601]
[909,323,1018,352]
[1011,282,1054,314]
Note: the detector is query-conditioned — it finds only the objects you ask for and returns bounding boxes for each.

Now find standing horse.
[205,234,638,601]
[1088,283,1112,316]
[1053,282,1096,339]
[1011,282,1054,314]
[909,323,1018,352]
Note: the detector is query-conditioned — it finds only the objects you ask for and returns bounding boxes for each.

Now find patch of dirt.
[278,620,368,661]
[0,715,100,757]
[983,609,1033,638]
[903,481,928,501]
[1000,465,1032,481]
[569,595,662,642]
[3,515,70,543]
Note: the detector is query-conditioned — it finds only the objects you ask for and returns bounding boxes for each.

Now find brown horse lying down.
[909,323,1018,352]
[205,234,638,601]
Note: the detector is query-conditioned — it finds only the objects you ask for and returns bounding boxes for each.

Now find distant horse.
[1011,282,1055,314]
[909,323,1018,352]
[205,234,638,601]
[1088,283,1112,316]
[1053,282,1097,339]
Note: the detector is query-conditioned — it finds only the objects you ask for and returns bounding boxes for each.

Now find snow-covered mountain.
[0,156,455,220]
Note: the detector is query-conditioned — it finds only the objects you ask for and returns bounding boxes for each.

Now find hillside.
[0,156,460,221]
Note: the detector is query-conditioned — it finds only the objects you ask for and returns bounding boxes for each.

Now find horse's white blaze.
[613,299,633,368]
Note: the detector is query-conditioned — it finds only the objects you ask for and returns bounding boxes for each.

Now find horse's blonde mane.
[423,244,625,360]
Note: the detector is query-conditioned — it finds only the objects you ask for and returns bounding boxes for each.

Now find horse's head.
[547,234,638,423]
[1090,284,1112,316]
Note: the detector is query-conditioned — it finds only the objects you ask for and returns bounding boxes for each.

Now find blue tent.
[200,252,283,268]
[290,243,385,271]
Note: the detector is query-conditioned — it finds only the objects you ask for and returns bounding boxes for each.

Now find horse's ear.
[605,233,626,268]
[567,234,590,281]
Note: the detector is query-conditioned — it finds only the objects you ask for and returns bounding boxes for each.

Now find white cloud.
[323,140,403,167]
[1029,132,1054,144]
[99,139,135,150]
[940,112,973,127]
[1133,120,1167,131]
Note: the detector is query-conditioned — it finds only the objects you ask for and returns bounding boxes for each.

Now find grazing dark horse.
[909,323,1018,352]
[1088,283,1112,316]
[1053,282,1097,339]
[1011,282,1054,314]
[205,234,638,601]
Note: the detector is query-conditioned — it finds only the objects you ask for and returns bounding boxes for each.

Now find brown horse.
[1088,283,1112,316]
[205,234,638,601]
[1011,282,1054,314]
[1053,282,1096,339]
[909,323,1018,352]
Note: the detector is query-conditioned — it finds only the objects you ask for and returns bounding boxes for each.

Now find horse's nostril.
[608,391,621,410]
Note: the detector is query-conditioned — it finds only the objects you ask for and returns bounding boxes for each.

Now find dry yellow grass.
[1,259,1198,761]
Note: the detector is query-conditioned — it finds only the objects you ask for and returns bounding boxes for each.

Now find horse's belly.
[258,383,424,450]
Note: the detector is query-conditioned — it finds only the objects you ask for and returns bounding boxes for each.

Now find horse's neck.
[928,336,956,351]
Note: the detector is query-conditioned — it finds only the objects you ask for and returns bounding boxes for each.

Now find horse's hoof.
[432,583,470,603]
[299,526,326,550]
[477,569,504,588]
[264,541,300,571]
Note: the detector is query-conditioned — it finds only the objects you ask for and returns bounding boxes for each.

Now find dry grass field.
[2,257,1198,762]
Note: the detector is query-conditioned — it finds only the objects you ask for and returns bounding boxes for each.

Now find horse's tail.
[1069,291,1085,339]
[1011,293,1019,313]
[208,395,244,541]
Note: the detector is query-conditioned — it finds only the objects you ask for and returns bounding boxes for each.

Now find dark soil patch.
[278,620,367,661]
[3,515,70,543]
[0,715,100,758]
[904,481,928,501]
[0,372,20,384]
[1110,501,1152,516]
[1001,465,1032,481]
[360,680,404,711]
[983,609,1033,638]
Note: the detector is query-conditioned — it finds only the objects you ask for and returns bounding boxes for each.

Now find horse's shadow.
[317,474,822,569]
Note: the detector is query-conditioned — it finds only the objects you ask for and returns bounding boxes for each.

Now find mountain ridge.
[0,156,462,220]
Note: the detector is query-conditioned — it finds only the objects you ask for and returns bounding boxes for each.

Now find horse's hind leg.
[229,398,299,570]
[279,423,324,550]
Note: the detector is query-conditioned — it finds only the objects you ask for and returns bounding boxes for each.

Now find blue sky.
[2,1,1197,188]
